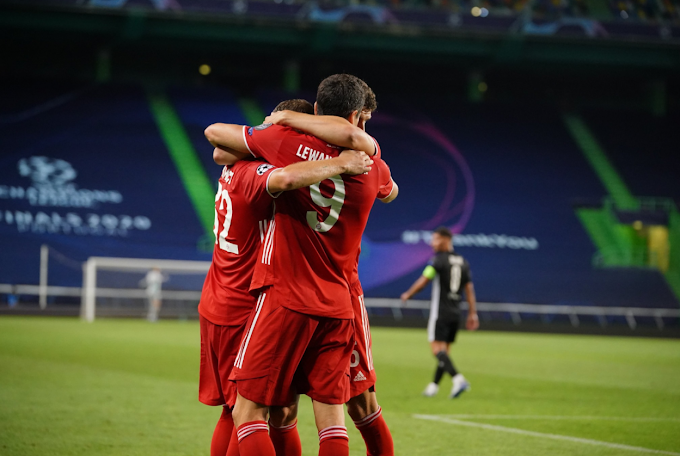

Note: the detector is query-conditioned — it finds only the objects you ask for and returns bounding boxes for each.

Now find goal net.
[81,257,210,322]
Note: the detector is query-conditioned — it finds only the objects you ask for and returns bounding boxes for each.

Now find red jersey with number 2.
[198,160,279,326]
[244,124,393,319]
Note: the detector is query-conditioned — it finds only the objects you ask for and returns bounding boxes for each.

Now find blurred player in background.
[401,226,479,398]
[199,97,373,456]
[204,73,392,456]
[140,267,166,322]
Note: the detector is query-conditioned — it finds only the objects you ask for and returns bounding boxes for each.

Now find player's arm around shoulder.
[267,149,373,194]
[213,144,245,165]
[205,123,251,164]
[266,110,376,157]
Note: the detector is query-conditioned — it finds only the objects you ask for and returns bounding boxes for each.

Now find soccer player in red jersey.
[203,74,395,456]
[267,89,397,456]
[233,94,396,456]
[198,98,374,456]
[266,89,397,456]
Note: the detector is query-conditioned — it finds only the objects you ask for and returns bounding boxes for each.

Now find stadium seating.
[0,81,210,288]
[581,109,680,204]
[1,81,677,309]
[168,86,250,183]
[16,0,680,37]
[360,99,677,308]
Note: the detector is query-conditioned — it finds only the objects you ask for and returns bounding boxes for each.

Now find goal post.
[80,257,211,322]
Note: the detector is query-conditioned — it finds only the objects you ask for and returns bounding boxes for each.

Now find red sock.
[269,420,302,456]
[211,407,235,456]
[353,407,394,456]
[318,426,349,456]
[235,421,275,456]
[225,426,240,456]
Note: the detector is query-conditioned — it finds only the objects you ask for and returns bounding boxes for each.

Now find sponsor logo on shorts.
[353,371,367,382]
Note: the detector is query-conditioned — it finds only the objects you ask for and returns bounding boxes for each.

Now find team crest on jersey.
[256,164,275,175]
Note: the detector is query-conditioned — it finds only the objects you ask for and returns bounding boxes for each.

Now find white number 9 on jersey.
[306,175,345,233]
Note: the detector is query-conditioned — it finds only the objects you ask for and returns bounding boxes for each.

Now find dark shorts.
[430,318,460,344]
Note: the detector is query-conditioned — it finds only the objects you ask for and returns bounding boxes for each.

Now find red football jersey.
[244,124,393,319]
[198,159,279,326]
[350,158,395,285]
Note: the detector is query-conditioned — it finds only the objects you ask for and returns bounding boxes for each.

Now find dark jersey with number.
[430,251,471,321]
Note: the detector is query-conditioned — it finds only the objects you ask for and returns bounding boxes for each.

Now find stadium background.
[1,1,680,456]
[2,0,679,322]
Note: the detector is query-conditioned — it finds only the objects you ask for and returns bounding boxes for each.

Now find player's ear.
[348,110,360,126]
[314,102,318,116]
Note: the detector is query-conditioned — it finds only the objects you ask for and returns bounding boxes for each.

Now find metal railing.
[2,284,676,331]
[366,299,678,330]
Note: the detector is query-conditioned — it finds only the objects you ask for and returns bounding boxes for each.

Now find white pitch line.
[438,414,680,423]
[414,414,680,456]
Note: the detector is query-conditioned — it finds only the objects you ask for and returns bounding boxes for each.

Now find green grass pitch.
[1,316,679,455]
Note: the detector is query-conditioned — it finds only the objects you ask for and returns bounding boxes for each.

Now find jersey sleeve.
[239,161,281,202]
[422,264,437,280]
[376,158,395,201]
[242,124,288,163]
[371,135,381,159]
[422,254,443,279]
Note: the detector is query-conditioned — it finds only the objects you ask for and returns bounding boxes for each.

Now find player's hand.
[357,110,372,131]
[340,150,373,175]
[263,110,289,126]
[466,312,479,331]
[400,292,409,304]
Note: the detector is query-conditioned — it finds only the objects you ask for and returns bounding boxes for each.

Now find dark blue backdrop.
[1,82,676,308]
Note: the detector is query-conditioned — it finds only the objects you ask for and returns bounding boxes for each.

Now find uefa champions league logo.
[7,156,123,208]
[18,156,77,187]
[0,156,150,236]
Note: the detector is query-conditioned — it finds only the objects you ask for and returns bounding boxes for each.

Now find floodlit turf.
[0,317,679,456]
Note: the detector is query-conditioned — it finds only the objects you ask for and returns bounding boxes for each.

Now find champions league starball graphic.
[18,156,78,187]
[0,156,150,236]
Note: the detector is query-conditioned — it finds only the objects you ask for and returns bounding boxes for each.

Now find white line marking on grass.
[439,415,680,423]
[414,415,680,455]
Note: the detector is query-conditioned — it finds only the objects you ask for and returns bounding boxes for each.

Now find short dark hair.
[273,99,314,114]
[433,226,453,239]
[316,74,366,119]
[361,80,378,112]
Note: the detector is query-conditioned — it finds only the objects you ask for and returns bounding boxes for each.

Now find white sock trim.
[269,420,297,431]
[353,406,382,428]
[237,421,269,442]
[319,425,349,442]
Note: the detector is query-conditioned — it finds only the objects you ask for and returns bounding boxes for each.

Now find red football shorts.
[349,281,377,398]
[230,289,354,406]
[198,315,244,408]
